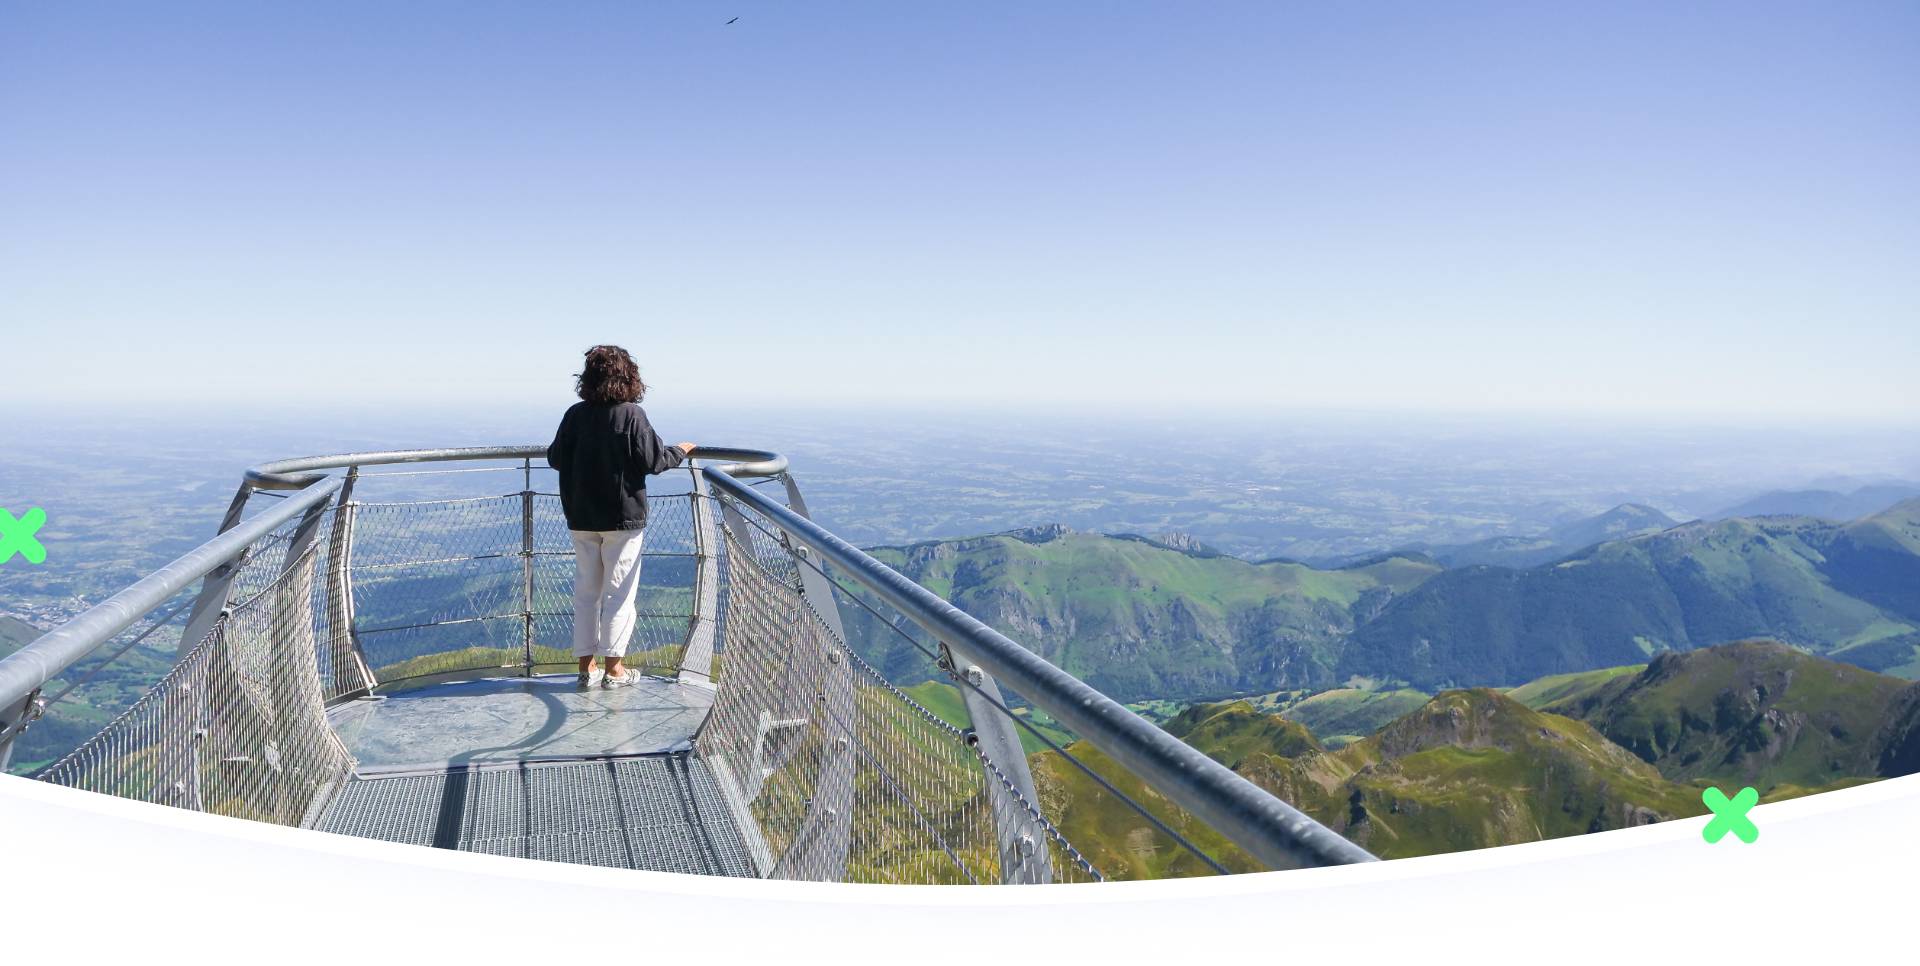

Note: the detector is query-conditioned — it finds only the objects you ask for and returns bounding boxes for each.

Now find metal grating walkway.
[311,756,758,876]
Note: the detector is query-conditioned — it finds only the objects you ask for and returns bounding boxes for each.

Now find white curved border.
[3,772,1911,960]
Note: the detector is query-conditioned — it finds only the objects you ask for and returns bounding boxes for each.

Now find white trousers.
[569,528,647,658]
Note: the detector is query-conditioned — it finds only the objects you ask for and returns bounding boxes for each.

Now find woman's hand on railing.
[677,442,698,456]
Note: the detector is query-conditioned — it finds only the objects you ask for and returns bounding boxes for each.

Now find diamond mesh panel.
[341,487,704,683]
[39,542,354,827]
[225,511,317,611]
[694,516,1101,884]
[348,497,521,570]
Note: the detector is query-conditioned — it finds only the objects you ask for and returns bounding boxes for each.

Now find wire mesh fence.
[3,509,333,777]
[696,500,1103,884]
[341,488,703,686]
[703,482,1242,882]
[38,541,355,826]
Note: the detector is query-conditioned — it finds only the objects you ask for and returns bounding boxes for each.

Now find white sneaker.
[602,668,642,689]
[576,669,601,690]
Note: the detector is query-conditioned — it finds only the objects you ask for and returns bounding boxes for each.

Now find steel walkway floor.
[328,674,714,773]
[312,756,758,876]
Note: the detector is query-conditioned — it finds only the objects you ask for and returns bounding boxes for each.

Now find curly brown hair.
[574,345,648,404]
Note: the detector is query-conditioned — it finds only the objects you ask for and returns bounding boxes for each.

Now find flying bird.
[727,17,739,24]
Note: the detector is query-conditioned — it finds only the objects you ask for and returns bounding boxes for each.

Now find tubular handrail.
[1,445,779,710]
[244,445,788,490]
[0,478,346,713]
[3,444,784,712]
[702,466,1379,870]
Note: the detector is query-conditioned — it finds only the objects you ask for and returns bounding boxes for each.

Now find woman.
[546,345,697,689]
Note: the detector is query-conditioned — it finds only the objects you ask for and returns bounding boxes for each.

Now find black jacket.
[545,401,686,531]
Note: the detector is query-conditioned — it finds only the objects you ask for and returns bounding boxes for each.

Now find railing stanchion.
[680,467,720,685]
[521,458,536,677]
[941,645,1052,884]
[325,467,374,700]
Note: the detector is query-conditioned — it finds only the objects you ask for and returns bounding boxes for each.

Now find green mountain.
[847,525,1441,701]
[1532,640,1910,791]
[1412,503,1679,569]
[844,503,1920,702]
[1818,499,1920,665]
[1031,641,1920,870]
[1269,686,1430,745]
[1340,502,1920,688]
[1297,689,1707,858]
[1163,700,1322,766]
[1504,665,1642,709]
[1713,484,1920,522]
[1034,688,1710,869]
[1872,681,1920,778]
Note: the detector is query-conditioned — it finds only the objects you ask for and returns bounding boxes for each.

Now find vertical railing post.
[324,467,374,700]
[681,465,720,686]
[175,483,257,661]
[521,458,536,676]
[942,648,1053,884]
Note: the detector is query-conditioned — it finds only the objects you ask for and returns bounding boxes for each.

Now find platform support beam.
[323,467,375,700]
[175,484,255,661]
[681,471,721,686]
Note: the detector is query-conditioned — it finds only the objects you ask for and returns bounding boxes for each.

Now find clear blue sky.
[2,1,1914,422]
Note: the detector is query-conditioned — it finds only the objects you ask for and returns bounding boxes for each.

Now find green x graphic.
[0,507,48,565]
[1702,786,1759,844]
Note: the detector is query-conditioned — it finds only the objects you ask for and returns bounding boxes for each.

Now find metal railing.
[1,442,1373,880]
[0,478,344,771]
[244,446,788,692]
[703,468,1378,871]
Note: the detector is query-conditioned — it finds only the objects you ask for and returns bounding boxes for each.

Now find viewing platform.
[0,445,1374,883]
